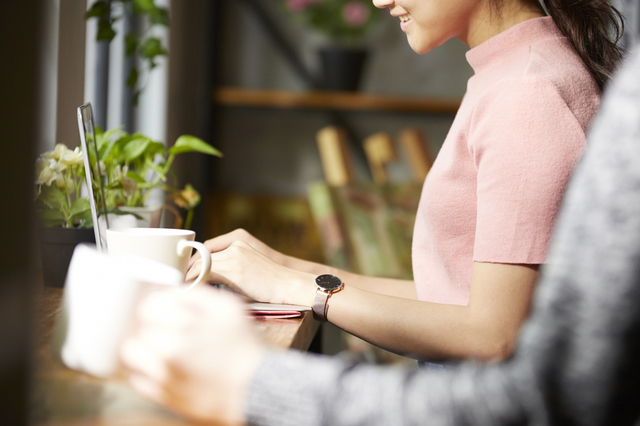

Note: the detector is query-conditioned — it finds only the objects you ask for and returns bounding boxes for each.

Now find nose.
[372,0,393,9]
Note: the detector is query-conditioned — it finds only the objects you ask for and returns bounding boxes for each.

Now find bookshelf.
[213,87,461,114]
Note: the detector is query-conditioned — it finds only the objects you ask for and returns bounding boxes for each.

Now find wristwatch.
[312,274,344,322]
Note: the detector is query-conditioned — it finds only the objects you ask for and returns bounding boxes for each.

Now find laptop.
[77,103,109,252]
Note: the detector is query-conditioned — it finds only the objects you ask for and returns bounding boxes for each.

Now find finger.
[188,251,201,268]
[189,230,240,268]
[203,229,250,254]
[129,372,166,405]
[185,258,203,281]
[186,250,241,286]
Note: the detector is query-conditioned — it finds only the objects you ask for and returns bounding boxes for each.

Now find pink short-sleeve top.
[412,17,600,305]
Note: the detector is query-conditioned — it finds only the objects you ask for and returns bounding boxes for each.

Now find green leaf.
[146,159,167,181]
[126,67,138,88]
[132,0,156,14]
[37,185,66,209]
[145,140,166,157]
[99,126,124,154]
[69,198,91,217]
[107,207,144,220]
[140,37,166,60]
[76,211,94,228]
[99,143,114,162]
[123,137,151,161]
[102,126,122,141]
[106,180,123,190]
[133,182,157,189]
[36,208,66,228]
[85,1,109,19]
[125,169,147,184]
[97,19,116,41]
[132,90,141,106]
[149,7,169,26]
[93,125,104,149]
[114,133,135,149]
[110,134,136,164]
[169,135,223,157]
[125,34,138,56]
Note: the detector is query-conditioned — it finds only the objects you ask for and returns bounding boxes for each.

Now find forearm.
[281,253,418,299]
[327,285,516,361]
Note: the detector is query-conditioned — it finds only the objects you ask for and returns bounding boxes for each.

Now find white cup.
[106,228,211,291]
[58,244,187,377]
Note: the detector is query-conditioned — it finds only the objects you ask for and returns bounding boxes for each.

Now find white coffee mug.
[58,244,187,377]
[106,228,211,291]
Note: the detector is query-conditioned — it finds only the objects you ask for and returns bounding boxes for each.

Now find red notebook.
[246,302,309,319]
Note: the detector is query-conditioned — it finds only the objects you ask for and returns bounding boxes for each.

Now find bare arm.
[189,238,538,361]
[326,262,538,360]
[279,254,418,299]
[197,229,418,300]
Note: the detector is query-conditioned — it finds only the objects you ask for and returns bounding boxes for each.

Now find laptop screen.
[77,103,109,251]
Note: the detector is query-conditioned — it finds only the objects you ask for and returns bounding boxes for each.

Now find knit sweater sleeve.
[244,46,640,426]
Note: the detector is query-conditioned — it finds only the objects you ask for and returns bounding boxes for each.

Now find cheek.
[409,13,461,54]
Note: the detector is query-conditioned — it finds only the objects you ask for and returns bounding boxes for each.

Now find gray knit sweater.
[245,46,640,426]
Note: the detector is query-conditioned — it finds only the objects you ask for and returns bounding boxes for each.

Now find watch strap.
[312,289,330,322]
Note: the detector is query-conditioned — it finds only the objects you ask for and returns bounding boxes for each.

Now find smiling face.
[373,0,487,53]
[373,0,547,52]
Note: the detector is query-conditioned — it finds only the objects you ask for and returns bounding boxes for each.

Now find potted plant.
[282,0,381,91]
[35,144,95,288]
[92,126,222,230]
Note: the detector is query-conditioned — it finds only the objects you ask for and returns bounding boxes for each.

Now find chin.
[409,40,435,55]
[408,35,447,55]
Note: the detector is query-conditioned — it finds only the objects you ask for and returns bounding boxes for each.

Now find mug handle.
[177,240,212,291]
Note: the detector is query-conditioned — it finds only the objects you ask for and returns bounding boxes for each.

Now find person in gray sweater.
[121,45,640,426]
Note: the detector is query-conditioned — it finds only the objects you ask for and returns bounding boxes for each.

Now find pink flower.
[342,1,370,28]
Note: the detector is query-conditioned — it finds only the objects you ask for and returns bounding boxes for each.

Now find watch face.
[316,274,342,291]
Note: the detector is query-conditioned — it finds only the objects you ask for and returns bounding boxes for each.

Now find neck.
[462,0,546,49]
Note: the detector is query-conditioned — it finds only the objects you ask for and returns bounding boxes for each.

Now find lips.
[398,13,412,30]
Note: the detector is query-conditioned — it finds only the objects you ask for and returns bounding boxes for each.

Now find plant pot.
[37,226,96,288]
[116,205,163,228]
[104,204,183,230]
[318,47,369,92]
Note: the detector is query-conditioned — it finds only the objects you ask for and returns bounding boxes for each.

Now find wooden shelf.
[213,87,461,114]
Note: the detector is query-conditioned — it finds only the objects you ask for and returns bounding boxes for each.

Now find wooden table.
[32,287,319,425]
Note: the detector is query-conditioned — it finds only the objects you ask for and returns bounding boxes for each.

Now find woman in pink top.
[188,0,623,361]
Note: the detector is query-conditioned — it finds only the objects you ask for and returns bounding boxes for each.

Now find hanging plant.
[85,0,169,105]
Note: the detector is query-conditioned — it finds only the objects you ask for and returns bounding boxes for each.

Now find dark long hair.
[491,0,625,91]
[542,0,625,91]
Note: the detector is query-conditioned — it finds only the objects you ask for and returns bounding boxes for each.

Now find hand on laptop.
[189,229,285,268]
[120,286,265,426]
[190,228,327,278]
[186,236,317,307]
